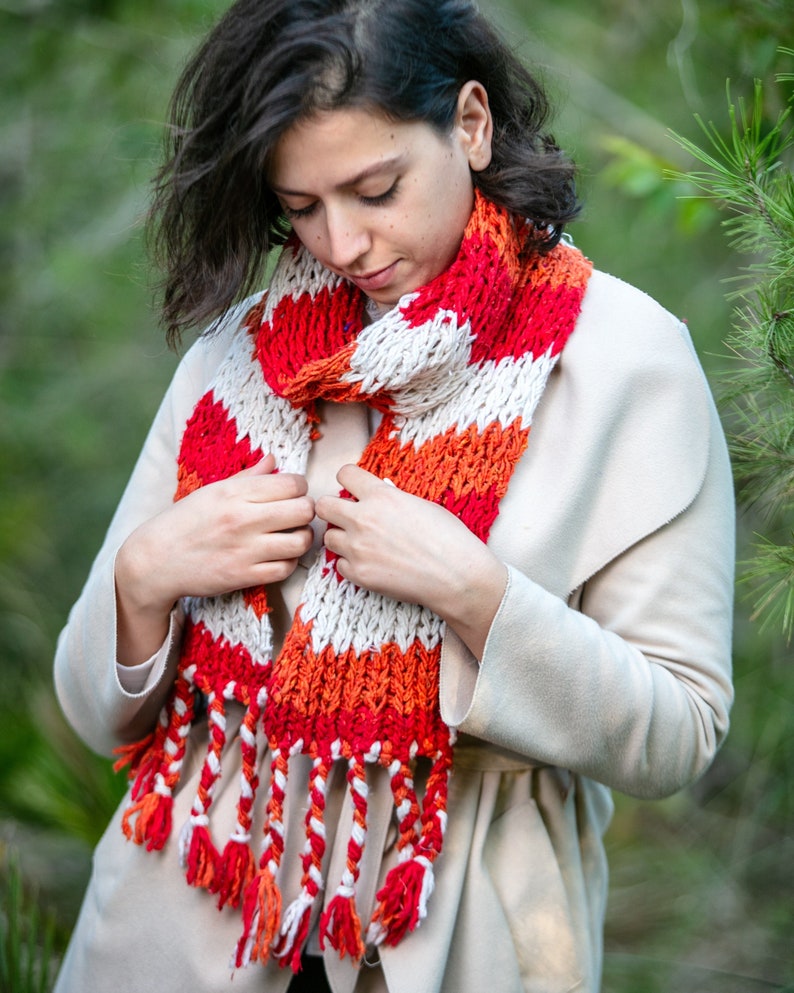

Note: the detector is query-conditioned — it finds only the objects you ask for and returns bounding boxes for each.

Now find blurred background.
[1,0,792,989]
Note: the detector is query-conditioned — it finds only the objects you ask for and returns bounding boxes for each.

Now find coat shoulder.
[574,268,704,380]
[497,266,721,595]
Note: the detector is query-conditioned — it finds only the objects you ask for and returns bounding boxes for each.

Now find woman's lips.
[347,261,399,294]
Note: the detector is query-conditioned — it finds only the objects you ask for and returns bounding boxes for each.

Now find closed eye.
[358,179,399,207]
[281,201,318,220]
[279,179,399,221]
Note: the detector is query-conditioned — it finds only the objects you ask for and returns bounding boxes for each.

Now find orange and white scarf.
[116,193,592,971]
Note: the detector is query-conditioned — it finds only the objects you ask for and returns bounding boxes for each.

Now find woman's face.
[268,83,492,310]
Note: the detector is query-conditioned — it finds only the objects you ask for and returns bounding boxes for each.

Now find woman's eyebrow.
[270,155,406,196]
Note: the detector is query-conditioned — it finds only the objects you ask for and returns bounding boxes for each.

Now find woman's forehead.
[268,108,437,191]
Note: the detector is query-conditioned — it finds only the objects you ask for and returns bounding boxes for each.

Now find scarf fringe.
[216,837,256,909]
[234,742,294,966]
[120,790,174,851]
[215,688,265,908]
[271,751,331,968]
[118,669,197,850]
[179,686,227,889]
[235,862,282,968]
[273,890,314,971]
[368,854,436,947]
[181,820,218,889]
[319,751,369,960]
[367,748,449,946]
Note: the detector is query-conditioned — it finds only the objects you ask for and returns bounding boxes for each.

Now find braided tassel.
[274,751,331,971]
[320,753,371,962]
[178,686,230,890]
[367,749,450,947]
[368,853,436,947]
[389,758,422,855]
[416,747,453,863]
[120,669,196,851]
[215,688,265,909]
[235,745,291,968]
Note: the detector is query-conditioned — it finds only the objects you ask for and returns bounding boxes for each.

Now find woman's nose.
[325,207,371,269]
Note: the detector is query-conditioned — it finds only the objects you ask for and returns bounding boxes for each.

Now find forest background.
[1,0,792,990]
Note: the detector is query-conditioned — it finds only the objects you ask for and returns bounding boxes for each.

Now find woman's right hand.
[114,454,315,666]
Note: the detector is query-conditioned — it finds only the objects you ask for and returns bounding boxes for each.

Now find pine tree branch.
[668,55,794,640]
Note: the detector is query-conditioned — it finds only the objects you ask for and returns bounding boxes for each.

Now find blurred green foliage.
[1,0,793,990]
[669,69,794,640]
[0,853,56,993]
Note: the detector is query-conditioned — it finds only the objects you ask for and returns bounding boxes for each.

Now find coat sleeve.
[53,318,242,757]
[440,389,735,799]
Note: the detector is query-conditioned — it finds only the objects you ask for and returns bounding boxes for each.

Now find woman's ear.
[455,81,493,172]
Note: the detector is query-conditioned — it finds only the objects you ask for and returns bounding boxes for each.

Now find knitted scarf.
[115,193,592,971]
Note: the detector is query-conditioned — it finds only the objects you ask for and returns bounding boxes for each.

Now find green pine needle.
[669,53,794,640]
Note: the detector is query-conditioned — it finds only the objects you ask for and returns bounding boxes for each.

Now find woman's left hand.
[315,464,508,659]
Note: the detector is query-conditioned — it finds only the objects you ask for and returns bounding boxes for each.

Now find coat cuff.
[115,606,184,696]
[439,566,518,729]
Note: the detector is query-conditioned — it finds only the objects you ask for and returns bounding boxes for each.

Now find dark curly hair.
[150,0,581,345]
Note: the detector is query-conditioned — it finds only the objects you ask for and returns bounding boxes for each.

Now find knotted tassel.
[273,890,314,972]
[216,836,256,910]
[274,752,331,971]
[119,669,196,851]
[116,696,179,847]
[181,818,219,890]
[320,753,370,961]
[367,853,435,947]
[321,888,364,961]
[367,749,449,946]
[236,864,282,968]
[121,788,174,851]
[234,745,291,967]
[179,686,228,891]
[215,688,264,909]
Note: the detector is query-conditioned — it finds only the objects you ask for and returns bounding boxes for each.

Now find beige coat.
[53,269,735,993]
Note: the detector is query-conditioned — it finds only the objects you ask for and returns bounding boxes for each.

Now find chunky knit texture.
[115,193,592,971]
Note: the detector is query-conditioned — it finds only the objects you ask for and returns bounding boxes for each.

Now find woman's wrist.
[433,546,508,661]
[114,531,177,667]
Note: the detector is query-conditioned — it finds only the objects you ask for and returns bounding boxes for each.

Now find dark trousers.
[286,954,333,993]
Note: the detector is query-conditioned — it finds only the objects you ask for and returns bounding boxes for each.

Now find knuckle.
[269,559,297,582]
[280,473,308,498]
[296,495,316,522]
[217,504,245,531]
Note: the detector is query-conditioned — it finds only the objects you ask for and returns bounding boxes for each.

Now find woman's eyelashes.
[281,201,317,220]
[358,179,400,207]
[279,180,400,220]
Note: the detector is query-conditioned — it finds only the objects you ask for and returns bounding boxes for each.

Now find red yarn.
[121,792,173,852]
[272,900,312,973]
[236,867,282,968]
[112,731,156,782]
[320,893,365,960]
[185,824,218,890]
[370,857,434,946]
[215,838,256,910]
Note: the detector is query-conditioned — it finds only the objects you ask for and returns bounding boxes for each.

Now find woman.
[53,1,735,991]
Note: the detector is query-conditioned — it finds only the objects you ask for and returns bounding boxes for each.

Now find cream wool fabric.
[54,269,735,993]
